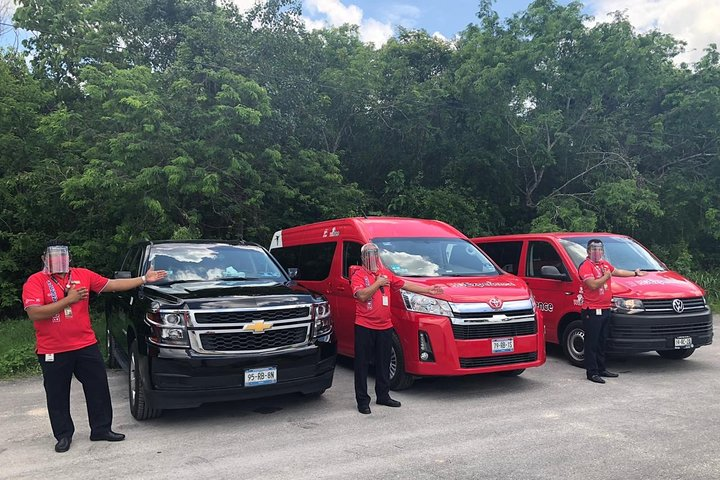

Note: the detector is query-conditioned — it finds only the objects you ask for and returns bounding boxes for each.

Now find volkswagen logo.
[672,299,685,314]
[488,297,503,310]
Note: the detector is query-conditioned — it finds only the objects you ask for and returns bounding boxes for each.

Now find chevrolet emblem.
[243,320,273,334]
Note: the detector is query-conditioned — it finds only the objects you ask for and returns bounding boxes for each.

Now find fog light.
[163,328,184,340]
[418,331,435,362]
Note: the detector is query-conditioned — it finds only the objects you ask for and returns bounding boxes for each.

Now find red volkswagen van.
[270,217,545,389]
[473,233,713,366]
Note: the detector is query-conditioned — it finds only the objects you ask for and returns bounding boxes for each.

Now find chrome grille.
[643,297,706,313]
[199,327,308,352]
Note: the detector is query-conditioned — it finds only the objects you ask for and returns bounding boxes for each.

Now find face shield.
[361,243,381,273]
[44,245,70,274]
[587,241,604,263]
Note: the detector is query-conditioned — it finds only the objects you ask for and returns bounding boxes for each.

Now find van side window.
[271,243,337,281]
[478,241,522,274]
[526,241,568,277]
[343,242,362,278]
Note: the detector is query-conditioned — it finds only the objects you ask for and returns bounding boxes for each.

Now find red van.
[473,233,713,366]
[270,217,545,389]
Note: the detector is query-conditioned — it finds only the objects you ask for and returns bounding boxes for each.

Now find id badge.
[595,309,602,315]
[45,354,54,362]
[64,306,73,318]
[382,296,389,306]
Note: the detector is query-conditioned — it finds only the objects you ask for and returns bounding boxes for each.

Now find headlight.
[612,297,645,314]
[146,310,190,347]
[401,291,452,317]
[312,301,332,337]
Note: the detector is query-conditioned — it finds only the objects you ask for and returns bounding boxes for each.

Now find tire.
[302,389,326,398]
[389,332,414,390]
[106,323,119,369]
[497,369,525,377]
[562,320,585,368]
[129,341,162,420]
[657,348,695,360]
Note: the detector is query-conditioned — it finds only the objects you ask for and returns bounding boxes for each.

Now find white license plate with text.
[492,337,514,353]
[244,367,277,387]
[674,336,693,349]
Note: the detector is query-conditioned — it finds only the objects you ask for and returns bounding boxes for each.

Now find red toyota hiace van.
[270,217,545,389]
[473,233,713,366]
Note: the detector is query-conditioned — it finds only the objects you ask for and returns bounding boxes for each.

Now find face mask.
[361,244,381,273]
[44,246,70,274]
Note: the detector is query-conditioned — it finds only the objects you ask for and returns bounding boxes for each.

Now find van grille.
[452,320,537,340]
[194,307,310,324]
[642,297,706,313]
[612,320,712,339]
[459,352,537,368]
[199,327,308,352]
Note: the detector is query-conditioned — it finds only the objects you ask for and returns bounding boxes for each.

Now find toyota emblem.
[672,299,684,313]
[488,297,503,310]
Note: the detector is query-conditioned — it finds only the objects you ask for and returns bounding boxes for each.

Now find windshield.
[560,236,666,271]
[373,237,499,277]
[147,244,287,283]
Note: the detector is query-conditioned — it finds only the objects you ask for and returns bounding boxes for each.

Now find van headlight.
[401,291,452,317]
[612,297,644,314]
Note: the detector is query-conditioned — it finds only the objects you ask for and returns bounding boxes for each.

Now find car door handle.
[336,285,346,291]
[564,291,575,295]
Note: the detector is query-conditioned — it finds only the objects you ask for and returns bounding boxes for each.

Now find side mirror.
[287,268,298,279]
[540,265,569,281]
[114,271,132,279]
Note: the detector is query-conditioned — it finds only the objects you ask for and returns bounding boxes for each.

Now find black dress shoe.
[55,437,72,453]
[357,405,371,414]
[376,398,402,407]
[90,430,126,442]
[587,374,606,384]
[599,370,619,378]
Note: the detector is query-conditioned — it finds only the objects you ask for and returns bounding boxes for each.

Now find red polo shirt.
[578,259,615,309]
[350,266,404,330]
[22,268,110,354]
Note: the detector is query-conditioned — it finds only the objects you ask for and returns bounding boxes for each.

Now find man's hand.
[145,268,168,283]
[375,275,390,288]
[635,269,647,277]
[428,285,444,295]
[66,286,88,304]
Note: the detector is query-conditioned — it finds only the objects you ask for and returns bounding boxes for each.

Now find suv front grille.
[460,352,537,368]
[194,307,310,324]
[199,327,308,352]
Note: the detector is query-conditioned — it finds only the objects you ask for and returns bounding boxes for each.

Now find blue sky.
[2,1,716,64]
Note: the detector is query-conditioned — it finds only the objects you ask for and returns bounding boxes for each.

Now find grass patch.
[683,270,720,312]
[0,312,107,380]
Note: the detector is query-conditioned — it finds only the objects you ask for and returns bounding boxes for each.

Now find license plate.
[492,337,514,353]
[674,336,693,349]
[244,367,277,387]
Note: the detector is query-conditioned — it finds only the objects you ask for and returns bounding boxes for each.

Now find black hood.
[143,280,319,310]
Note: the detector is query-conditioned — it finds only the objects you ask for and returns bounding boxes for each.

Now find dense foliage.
[1,0,718,317]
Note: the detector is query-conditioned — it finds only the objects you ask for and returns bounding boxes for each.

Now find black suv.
[106,240,336,420]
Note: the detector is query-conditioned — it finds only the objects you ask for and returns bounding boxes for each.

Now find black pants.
[582,308,611,377]
[37,343,113,440]
[354,325,393,407]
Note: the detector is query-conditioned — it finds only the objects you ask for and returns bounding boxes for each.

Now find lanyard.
[49,270,73,296]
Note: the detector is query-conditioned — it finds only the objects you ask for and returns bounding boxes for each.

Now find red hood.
[612,270,705,298]
[400,274,532,303]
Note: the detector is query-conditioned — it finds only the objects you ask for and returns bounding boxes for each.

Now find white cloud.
[305,0,363,26]
[230,0,263,13]
[302,0,395,48]
[360,17,394,46]
[587,0,719,65]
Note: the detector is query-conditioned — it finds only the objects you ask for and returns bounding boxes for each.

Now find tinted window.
[526,241,568,277]
[478,241,523,274]
[372,237,498,277]
[271,242,337,281]
[343,242,362,278]
[148,244,286,283]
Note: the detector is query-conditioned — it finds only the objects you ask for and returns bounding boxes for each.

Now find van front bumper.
[608,309,713,353]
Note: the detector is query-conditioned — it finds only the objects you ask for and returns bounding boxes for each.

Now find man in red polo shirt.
[351,243,443,414]
[22,240,167,452]
[579,238,645,384]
